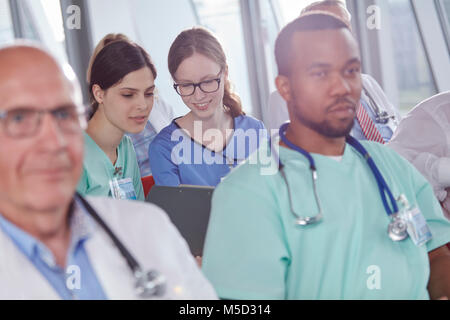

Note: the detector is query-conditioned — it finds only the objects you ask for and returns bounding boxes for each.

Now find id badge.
[109,177,137,200]
[402,207,433,247]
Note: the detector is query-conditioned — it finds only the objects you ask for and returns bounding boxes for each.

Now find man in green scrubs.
[202,13,450,299]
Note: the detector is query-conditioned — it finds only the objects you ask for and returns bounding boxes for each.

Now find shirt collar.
[276,135,355,167]
[0,198,96,265]
[0,213,37,258]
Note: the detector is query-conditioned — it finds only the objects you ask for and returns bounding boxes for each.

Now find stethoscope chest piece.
[134,270,166,298]
[295,213,323,226]
[387,213,408,242]
[76,193,167,299]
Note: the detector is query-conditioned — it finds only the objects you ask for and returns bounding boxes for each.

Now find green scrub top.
[77,132,144,201]
[202,139,450,300]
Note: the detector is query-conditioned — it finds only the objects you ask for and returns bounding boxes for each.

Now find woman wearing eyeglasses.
[148,27,266,187]
[77,34,157,200]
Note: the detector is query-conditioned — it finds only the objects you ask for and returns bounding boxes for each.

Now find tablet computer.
[146,185,214,256]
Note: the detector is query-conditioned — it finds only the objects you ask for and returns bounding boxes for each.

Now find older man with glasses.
[0,43,217,300]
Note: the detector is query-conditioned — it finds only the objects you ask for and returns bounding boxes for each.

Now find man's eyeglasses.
[173,70,222,97]
[0,105,86,138]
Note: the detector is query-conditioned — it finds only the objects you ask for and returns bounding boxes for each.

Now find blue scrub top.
[148,115,266,187]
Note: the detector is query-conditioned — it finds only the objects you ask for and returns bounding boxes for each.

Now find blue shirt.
[351,99,393,143]
[128,121,158,177]
[148,115,266,186]
[0,200,107,300]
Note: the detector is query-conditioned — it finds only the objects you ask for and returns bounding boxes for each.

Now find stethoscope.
[75,193,167,298]
[273,123,409,242]
[362,87,396,125]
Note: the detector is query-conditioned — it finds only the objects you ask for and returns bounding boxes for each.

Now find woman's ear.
[223,66,229,80]
[92,84,104,105]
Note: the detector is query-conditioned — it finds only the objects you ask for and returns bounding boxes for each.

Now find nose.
[192,85,207,101]
[37,113,68,150]
[329,74,352,97]
[136,93,150,111]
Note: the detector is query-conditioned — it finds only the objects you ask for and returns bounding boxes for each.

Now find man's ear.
[275,75,292,103]
[92,84,104,105]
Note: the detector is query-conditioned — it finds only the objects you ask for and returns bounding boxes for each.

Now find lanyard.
[278,123,399,217]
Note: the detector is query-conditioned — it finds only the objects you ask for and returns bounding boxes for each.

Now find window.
[40,0,65,47]
[441,0,450,24]
[387,0,437,113]
[36,0,67,63]
[192,0,253,115]
[277,0,319,26]
[437,0,450,52]
[0,0,15,45]
[0,0,67,62]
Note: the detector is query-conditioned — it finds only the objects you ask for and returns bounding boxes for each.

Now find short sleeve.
[202,169,290,299]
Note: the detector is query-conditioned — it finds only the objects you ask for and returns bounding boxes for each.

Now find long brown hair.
[168,27,244,118]
[87,33,157,119]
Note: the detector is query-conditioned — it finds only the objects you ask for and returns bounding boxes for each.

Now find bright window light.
[40,0,65,42]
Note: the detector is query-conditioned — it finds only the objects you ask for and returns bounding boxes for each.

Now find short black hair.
[275,13,350,76]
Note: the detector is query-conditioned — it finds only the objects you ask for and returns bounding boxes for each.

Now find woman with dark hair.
[149,27,266,187]
[77,34,157,200]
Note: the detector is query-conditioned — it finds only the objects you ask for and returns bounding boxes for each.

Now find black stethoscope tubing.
[76,193,141,274]
[75,193,166,298]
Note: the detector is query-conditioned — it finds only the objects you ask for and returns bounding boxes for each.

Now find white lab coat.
[267,73,401,131]
[388,91,450,219]
[0,196,217,299]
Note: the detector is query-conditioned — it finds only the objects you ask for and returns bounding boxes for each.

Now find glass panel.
[259,0,282,92]
[192,0,253,115]
[17,0,40,40]
[387,0,437,113]
[277,0,318,26]
[442,0,450,21]
[39,0,67,62]
[438,0,450,52]
[0,0,14,45]
[40,0,65,44]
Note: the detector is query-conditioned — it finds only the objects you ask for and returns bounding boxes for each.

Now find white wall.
[88,0,197,117]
